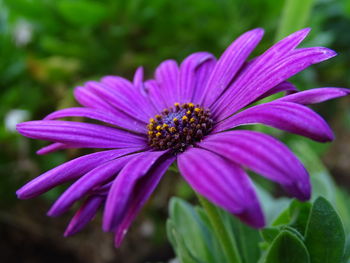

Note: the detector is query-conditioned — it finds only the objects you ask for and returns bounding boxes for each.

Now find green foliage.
[263,230,310,263]
[272,200,312,235]
[57,0,108,27]
[167,197,226,263]
[275,0,315,40]
[305,197,346,263]
[169,148,350,263]
[168,194,349,263]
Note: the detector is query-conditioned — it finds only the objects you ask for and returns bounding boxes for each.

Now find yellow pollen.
[147,102,213,152]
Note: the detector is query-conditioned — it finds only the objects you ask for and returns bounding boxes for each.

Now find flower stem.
[196,193,242,263]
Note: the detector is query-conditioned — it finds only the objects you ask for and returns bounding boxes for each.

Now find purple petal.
[44,107,147,134]
[209,28,310,105]
[277,87,350,105]
[95,77,155,118]
[64,195,104,237]
[145,80,168,112]
[100,75,134,90]
[16,148,138,199]
[85,81,155,122]
[214,101,334,142]
[113,155,175,247]
[254,81,298,102]
[199,28,264,106]
[103,150,170,232]
[74,84,148,127]
[177,52,215,103]
[213,47,337,120]
[178,147,265,228]
[74,85,121,114]
[48,154,136,217]
[198,130,311,201]
[155,59,179,107]
[16,120,147,148]
[191,56,217,103]
[133,66,144,90]
[36,142,69,155]
[227,28,311,81]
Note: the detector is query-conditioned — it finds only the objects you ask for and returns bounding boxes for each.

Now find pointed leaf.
[305,197,345,263]
[264,230,310,263]
[169,197,218,263]
[261,227,280,244]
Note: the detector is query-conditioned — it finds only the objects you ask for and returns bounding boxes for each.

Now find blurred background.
[0,0,349,262]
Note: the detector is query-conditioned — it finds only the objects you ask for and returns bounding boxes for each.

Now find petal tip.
[237,204,266,229]
[252,27,265,35]
[321,128,335,142]
[16,188,26,199]
[327,131,335,142]
[47,207,60,217]
[300,27,311,35]
[323,48,337,58]
[16,122,25,132]
[36,148,47,155]
[296,189,311,202]
[102,215,113,232]
[114,228,128,248]
[63,228,73,237]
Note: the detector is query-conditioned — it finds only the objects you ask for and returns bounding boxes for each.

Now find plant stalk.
[196,193,242,263]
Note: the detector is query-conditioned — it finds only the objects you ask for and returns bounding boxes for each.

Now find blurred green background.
[0,0,349,262]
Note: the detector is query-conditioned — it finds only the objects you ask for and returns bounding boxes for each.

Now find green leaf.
[261,228,280,244]
[275,0,315,40]
[166,219,202,263]
[305,197,346,263]
[57,0,108,27]
[168,197,224,263]
[264,230,310,263]
[195,208,228,263]
[341,235,350,263]
[335,189,350,234]
[196,194,242,263]
[272,200,311,235]
[288,200,312,235]
[223,214,260,263]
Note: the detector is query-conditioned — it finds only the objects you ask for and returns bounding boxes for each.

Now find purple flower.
[17,28,349,247]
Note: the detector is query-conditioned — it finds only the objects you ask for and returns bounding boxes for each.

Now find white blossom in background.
[5,109,30,132]
[139,220,155,237]
[13,20,33,47]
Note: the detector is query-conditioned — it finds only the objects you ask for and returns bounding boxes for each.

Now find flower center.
[147,103,213,153]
